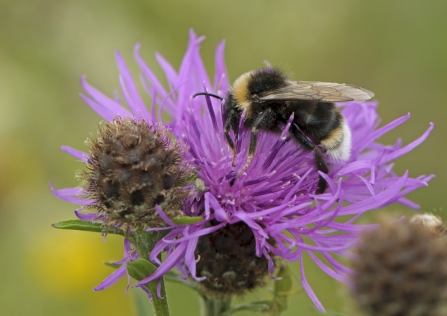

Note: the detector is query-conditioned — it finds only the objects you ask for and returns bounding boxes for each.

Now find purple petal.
[74,210,96,221]
[161,223,225,244]
[339,171,409,216]
[79,93,115,121]
[184,237,205,282]
[134,44,174,115]
[380,123,434,164]
[139,284,154,301]
[155,205,175,226]
[155,52,179,91]
[233,211,268,238]
[300,256,325,312]
[81,76,132,118]
[307,250,342,281]
[138,243,188,285]
[94,264,127,291]
[60,146,89,161]
[115,51,151,122]
[206,193,230,222]
[156,278,164,299]
[50,184,93,205]
[213,40,228,93]
[356,113,410,154]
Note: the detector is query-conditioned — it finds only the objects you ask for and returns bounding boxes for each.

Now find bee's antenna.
[192,92,223,101]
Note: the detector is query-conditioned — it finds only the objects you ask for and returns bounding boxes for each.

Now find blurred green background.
[1,0,446,315]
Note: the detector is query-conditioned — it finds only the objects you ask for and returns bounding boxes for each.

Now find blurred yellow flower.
[26,229,123,296]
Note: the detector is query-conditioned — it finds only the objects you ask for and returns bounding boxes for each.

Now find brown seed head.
[351,218,447,316]
[81,117,194,230]
[195,221,269,296]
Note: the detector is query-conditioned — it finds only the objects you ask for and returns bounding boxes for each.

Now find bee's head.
[232,68,288,111]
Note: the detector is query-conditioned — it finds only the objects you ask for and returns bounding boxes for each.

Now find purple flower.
[93,238,138,294]
[53,30,434,311]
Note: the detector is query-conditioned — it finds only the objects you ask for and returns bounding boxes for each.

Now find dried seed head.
[195,221,269,296]
[351,218,447,316]
[81,117,194,230]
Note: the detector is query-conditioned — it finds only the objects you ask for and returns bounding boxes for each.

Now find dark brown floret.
[195,221,269,296]
[81,117,193,230]
[351,218,447,316]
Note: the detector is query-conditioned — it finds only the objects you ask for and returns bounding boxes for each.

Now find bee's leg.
[224,117,237,167]
[237,129,258,177]
[313,148,329,194]
[289,125,328,194]
[238,108,276,177]
[224,129,237,167]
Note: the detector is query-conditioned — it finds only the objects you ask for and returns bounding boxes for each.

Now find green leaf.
[171,216,203,225]
[51,219,126,237]
[127,258,158,281]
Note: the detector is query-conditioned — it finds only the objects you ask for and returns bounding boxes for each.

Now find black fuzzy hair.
[247,68,288,95]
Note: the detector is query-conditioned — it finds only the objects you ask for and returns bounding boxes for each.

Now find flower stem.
[134,230,170,316]
[147,278,169,316]
[199,295,232,316]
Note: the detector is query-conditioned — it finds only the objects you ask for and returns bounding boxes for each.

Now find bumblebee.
[195,68,374,194]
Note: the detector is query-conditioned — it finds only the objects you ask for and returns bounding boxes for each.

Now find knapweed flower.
[350,218,447,316]
[52,30,434,311]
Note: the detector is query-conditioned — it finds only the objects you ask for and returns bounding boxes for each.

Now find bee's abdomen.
[320,116,352,161]
[289,101,352,161]
[289,101,339,139]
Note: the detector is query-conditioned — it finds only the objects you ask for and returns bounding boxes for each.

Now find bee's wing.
[258,80,374,102]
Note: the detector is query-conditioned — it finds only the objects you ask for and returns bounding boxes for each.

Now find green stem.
[134,230,170,316]
[146,278,169,316]
[199,295,233,316]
